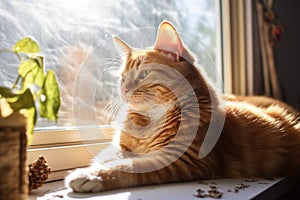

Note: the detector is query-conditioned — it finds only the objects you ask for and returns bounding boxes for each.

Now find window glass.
[0,0,221,128]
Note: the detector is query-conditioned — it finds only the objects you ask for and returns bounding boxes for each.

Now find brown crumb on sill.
[245,178,258,182]
[207,188,223,199]
[237,183,249,189]
[227,182,250,193]
[53,194,64,198]
[233,183,250,193]
[209,185,218,190]
[44,194,64,200]
[193,188,206,198]
[193,188,223,199]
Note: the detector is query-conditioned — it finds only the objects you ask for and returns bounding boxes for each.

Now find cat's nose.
[123,88,130,95]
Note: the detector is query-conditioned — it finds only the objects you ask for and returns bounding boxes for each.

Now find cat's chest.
[119,128,174,154]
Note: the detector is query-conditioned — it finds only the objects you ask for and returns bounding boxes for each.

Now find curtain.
[253,0,284,99]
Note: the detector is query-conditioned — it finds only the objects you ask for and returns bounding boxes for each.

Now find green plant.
[0,37,61,144]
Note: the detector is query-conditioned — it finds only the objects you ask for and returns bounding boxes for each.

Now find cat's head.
[112,21,223,155]
[114,21,206,114]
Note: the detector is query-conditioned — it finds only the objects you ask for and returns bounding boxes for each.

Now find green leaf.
[0,87,18,98]
[0,87,35,111]
[35,55,44,69]
[4,37,61,145]
[33,56,45,87]
[39,70,60,122]
[19,57,45,89]
[7,88,35,112]
[13,37,40,53]
[19,59,39,78]
[25,106,37,145]
[0,87,37,145]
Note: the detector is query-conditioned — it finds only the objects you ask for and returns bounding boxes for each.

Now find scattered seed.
[208,188,223,199]
[194,188,223,199]
[210,185,218,190]
[193,188,206,198]
[231,182,250,193]
[196,180,256,198]
[236,183,250,190]
[245,178,258,182]
[54,194,63,198]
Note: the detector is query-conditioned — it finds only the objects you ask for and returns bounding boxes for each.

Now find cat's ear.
[114,36,132,56]
[154,21,184,61]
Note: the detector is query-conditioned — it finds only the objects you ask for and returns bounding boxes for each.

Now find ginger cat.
[65,21,300,193]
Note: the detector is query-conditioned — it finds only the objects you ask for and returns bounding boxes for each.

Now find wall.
[273,0,300,110]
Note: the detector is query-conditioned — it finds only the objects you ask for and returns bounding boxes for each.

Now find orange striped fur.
[65,21,300,193]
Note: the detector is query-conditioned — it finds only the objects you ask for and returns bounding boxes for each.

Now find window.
[221,0,254,95]
[0,0,222,180]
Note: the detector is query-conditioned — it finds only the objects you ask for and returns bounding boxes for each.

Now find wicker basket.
[0,102,28,200]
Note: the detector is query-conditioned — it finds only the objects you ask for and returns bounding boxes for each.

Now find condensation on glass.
[0,0,221,128]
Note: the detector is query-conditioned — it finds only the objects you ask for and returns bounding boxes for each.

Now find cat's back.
[216,94,300,177]
[223,94,299,132]
[224,94,299,126]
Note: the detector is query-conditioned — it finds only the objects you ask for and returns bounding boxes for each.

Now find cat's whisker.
[103,101,117,116]
[103,102,115,118]
[110,102,123,120]
[104,100,123,120]
[99,57,123,67]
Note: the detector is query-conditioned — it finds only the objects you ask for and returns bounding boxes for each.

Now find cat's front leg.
[65,167,104,193]
[65,158,136,193]
[66,153,207,193]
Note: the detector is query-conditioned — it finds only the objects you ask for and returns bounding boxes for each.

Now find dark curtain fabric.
[252,0,283,99]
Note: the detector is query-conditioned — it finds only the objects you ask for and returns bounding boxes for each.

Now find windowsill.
[29,177,298,200]
[27,126,116,182]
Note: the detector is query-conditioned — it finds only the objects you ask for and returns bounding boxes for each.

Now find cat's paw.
[65,168,103,193]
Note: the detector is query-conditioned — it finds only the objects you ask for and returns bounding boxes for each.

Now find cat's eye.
[139,70,149,80]
[121,76,125,82]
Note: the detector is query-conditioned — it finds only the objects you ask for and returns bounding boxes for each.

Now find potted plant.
[0,37,60,200]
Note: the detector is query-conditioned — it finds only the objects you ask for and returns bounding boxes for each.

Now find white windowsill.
[29,177,292,200]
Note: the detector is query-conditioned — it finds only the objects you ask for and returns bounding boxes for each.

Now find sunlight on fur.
[65,20,300,193]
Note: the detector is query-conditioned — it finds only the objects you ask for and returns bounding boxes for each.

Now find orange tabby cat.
[65,21,300,193]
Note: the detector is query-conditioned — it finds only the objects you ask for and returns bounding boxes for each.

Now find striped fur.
[66,21,300,193]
